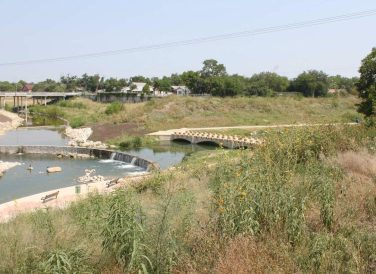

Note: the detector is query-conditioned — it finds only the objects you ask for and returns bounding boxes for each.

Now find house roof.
[171,86,191,93]
[23,84,33,90]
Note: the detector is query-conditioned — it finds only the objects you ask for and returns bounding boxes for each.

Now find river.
[0,128,210,203]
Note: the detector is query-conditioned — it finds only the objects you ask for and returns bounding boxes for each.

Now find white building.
[171,86,191,96]
[121,82,151,94]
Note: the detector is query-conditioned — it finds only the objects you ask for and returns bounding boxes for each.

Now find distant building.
[22,84,33,92]
[121,82,151,94]
[171,86,191,96]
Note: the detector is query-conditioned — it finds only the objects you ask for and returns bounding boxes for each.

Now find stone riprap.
[0,145,159,171]
[65,127,107,149]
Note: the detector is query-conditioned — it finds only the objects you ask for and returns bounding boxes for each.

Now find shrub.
[105,101,123,115]
[39,248,92,274]
[69,116,85,128]
[101,190,150,272]
[118,136,143,149]
[57,100,86,109]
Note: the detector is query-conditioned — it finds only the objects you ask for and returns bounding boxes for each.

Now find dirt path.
[147,122,358,136]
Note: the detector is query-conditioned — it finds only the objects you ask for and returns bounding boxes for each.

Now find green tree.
[180,71,202,93]
[153,77,171,92]
[246,72,289,96]
[103,78,126,92]
[79,74,102,92]
[328,75,358,93]
[130,76,151,85]
[291,70,329,97]
[356,48,376,117]
[0,81,15,91]
[142,83,151,94]
[200,59,227,77]
[33,79,66,92]
[60,75,78,91]
[169,73,182,85]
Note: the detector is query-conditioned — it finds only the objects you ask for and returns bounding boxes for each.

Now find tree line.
[0,59,359,97]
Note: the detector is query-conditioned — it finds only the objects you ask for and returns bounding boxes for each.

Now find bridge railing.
[0,92,82,97]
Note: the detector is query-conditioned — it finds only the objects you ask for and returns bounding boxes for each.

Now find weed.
[105,101,123,115]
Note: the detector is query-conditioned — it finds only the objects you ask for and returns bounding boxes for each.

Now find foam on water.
[116,164,140,169]
[98,159,117,164]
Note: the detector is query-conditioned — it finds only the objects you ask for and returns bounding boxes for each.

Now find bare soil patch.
[0,114,11,123]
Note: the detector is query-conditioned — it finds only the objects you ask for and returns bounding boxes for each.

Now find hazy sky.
[0,0,375,82]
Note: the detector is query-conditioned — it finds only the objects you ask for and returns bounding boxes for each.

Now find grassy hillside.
[31,95,360,136]
[0,125,375,273]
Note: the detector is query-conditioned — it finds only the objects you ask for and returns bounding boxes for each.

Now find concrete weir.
[0,145,159,171]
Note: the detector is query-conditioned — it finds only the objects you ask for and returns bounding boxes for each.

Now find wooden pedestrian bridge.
[170,131,262,149]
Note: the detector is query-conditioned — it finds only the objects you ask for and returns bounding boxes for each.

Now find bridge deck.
[171,131,262,149]
[0,92,82,97]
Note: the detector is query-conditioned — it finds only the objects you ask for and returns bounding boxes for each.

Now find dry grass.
[213,236,296,274]
[333,150,376,229]
[335,150,376,178]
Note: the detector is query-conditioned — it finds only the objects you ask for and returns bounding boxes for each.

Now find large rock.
[47,166,62,173]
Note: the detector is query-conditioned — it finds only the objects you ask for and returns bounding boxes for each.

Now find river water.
[0,128,206,203]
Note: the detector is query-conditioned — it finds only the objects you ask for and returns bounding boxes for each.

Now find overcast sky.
[0,0,375,82]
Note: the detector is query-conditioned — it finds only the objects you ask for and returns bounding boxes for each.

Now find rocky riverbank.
[0,110,23,136]
[65,126,108,149]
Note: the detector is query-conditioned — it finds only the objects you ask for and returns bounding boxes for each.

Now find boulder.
[47,166,62,173]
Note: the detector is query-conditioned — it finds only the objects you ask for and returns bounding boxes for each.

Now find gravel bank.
[0,110,23,136]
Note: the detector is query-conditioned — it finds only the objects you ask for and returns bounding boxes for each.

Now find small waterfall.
[130,157,137,165]
[110,152,116,160]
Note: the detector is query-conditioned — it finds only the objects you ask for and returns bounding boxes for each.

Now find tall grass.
[210,125,376,272]
[0,125,375,272]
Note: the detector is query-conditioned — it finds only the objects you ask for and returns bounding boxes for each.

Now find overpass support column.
[44,97,47,106]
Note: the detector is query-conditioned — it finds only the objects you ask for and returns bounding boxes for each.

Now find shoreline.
[0,110,24,136]
[0,161,21,177]
[0,173,148,223]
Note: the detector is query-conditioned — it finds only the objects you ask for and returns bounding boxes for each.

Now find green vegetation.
[35,95,360,139]
[289,70,329,97]
[0,125,375,273]
[69,117,85,128]
[108,135,157,149]
[357,47,376,121]
[29,105,65,126]
[57,100,86,109]
[105,101,124,115]
[0,58,359,97]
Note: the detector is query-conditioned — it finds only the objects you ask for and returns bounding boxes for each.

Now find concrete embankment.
[0,145,159,171]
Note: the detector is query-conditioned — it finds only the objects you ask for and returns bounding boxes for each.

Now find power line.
[1,9,375,67]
